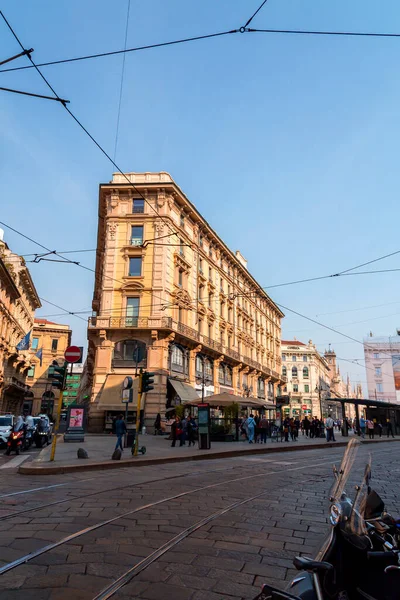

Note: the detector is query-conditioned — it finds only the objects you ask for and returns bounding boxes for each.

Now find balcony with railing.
[89,314,282,378]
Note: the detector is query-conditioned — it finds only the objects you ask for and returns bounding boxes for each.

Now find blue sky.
[1,0,400,391]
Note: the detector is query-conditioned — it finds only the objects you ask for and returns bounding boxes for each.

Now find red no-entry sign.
[64,346,82,363]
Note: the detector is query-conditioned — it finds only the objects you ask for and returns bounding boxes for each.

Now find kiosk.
[198,403,211,450]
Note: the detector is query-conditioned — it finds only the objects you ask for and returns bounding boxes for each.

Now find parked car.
[32,415,53,448]
[0,415,14,448]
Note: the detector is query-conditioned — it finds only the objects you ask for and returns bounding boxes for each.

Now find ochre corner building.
[87,172,286,432]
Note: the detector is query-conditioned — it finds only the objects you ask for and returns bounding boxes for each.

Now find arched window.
[205,359,213,381]
[171,344,184,373]
[303,366,309,379]
[112,339,146,368]
[292,366,298,377]
[225,366,233,386]
[196,355,203,377]
[218,364,225,384]
[282,365,287,377]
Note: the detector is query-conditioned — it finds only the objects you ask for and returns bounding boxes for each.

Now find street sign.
[302,405,308,410]
[122,389,132,403]
[64,346,82,363]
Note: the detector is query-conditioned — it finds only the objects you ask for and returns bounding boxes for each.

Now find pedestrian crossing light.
[48,360,67,390]
[141,371,155,393]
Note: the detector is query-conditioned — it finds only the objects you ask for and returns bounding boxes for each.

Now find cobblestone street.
[0,442,398,599]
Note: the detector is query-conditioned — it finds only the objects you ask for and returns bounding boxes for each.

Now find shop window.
[218,364,225,384]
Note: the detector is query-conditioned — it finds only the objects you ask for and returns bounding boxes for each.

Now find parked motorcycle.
[0,415,14,447]
[5,428,25,455]
[32,415,52,448]
[254,438,400,600]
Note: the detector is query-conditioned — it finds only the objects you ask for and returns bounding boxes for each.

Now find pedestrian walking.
[303,416,310,437]
[367,419,375,439]
[181,415,188,445]
[187,416,197,446]
[114,414,126,452]
[377,422,383,438]
[386,419,395,438]
[154,413,161,435]
[325,416,335,442]
[247,414,256,443]
[294,417,300,440]
[259,415,268,444]
[359,417,366,439]
[171,415,183,447]
[283,417,290,442]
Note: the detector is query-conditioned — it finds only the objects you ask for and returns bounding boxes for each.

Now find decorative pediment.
[121,280,145,293]
[171,288,193,310]
[174,252,191,272]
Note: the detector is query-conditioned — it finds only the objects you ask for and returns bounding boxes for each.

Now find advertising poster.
[69,408,84,429]
[392,355,400,402]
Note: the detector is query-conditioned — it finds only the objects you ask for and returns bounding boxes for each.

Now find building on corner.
[0,231,41,415]
[87,172,285,432]
[27,319,71,418]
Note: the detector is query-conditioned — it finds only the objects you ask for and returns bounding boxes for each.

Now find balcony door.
[126,297,140,327]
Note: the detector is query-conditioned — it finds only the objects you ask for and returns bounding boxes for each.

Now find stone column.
[213,356,224,394]
[189,345,202,386]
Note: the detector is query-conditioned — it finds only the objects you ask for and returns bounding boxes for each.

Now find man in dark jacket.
[303,416,310,437]
[115,414,127,451]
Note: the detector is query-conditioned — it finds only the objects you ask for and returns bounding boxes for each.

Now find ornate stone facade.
[87,172,285,432]
[0,237,41,414]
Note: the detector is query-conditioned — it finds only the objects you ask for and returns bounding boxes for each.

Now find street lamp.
[201,362,212,402]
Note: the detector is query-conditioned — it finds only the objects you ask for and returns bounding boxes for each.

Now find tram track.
[0,464,239,521]
[0,458,334,577]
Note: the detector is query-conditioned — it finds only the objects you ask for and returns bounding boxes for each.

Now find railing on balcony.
[200,335,223,353]
[89,315,279,377]
[225,347,240,361]
[89,316,173,329]
[177,321,200,341]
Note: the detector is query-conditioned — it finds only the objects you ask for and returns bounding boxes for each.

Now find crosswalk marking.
[0,455,30,469]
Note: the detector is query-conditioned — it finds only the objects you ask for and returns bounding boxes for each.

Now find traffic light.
[48,360,67,390]
[141,371,155,393]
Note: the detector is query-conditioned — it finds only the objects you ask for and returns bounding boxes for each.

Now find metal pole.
[126,342,139,448]
[133,370,143,456]
[319,387,323,420]
[50,363,68,462]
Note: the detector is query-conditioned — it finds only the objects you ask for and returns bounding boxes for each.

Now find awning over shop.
[168,379,200,404]
[97,374,138,411]
[188,392,275,410]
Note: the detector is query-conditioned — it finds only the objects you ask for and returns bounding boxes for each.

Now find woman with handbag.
[171,416,183,447]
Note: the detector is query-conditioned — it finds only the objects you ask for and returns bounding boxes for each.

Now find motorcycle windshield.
[330,438,370,538]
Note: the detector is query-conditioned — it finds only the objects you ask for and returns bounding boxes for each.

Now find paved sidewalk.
[19,431,399,475]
